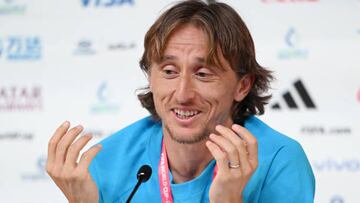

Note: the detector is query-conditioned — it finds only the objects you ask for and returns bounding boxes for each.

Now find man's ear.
[234,74,254,102]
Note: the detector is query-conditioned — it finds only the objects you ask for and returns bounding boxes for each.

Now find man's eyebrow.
[160,55,206,63]
[161,55,177,62]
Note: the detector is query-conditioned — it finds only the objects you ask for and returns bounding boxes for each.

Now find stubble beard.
[164,122,211,144]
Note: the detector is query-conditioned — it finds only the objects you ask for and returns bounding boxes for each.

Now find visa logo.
[82,0,134,7]
[313,159,360,172]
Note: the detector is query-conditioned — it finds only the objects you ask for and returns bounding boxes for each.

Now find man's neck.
[163,135,213,184]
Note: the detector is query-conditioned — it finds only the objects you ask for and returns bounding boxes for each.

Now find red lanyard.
[158,140,218,203]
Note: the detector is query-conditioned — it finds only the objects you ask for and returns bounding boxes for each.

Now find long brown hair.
[138,0,273,123]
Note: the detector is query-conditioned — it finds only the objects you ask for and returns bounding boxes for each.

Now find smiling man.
[46,1,315,203]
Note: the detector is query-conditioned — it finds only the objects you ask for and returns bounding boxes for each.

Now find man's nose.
[175,74,196,104]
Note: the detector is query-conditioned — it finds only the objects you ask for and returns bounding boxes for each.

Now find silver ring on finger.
[228,162,241,169]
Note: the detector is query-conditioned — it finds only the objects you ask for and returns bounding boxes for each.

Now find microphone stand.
[126,179,143,203]
[126,165,152,203]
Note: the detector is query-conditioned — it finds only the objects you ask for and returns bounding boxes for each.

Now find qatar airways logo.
[262,0,319,3]
[0,85,42,111]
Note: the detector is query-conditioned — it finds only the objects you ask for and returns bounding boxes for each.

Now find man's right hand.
[46,121,102,203]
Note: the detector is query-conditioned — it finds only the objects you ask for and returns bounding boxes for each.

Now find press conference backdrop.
[0,0,359,202]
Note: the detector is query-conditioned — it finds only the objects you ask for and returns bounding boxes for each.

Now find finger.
[215,125,251,171]
[209,132,240,168]
[77,144,102,171]
[232,124,258,168]
[47,121,70,166]
[64,133,93,169]
[206,140,229,173]
[55,125,84,165]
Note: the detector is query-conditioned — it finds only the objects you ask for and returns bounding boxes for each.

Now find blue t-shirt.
[89,116,315,203]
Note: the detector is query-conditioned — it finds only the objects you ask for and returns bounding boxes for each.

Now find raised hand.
[46,121,102,203]
[206,124,258,203]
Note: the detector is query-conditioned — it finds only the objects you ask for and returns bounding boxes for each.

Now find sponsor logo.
[0,85,42,111]
[108,41,136,51]
[278,27,308,59]
[300,125,351,136]
[90,81,120,114]
[313,158,360,172]
[271,79,316,110]
[82,0,134,7]
[0,0,26,15]
[0,131,34,141]
[73,39,96,55]
[330,196,345,203]
[0,36,41,61]
[261,0,319,3]
[21,155,48,181]
[357,88,360,103]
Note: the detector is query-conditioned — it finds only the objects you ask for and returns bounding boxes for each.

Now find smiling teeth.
[174,109,199,117]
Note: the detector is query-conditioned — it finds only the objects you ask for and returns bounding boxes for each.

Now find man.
[46,1,315,202]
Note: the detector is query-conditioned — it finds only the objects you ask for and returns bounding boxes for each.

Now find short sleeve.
[259,141,315,203]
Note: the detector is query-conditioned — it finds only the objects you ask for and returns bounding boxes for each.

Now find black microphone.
[126,164,152,203]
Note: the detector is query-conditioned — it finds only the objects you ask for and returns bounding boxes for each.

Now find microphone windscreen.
[137,165,152,182]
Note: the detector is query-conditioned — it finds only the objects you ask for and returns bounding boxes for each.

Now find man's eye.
[162,65,178,78]
[196,72,208,77]
[164,69,176,75]
[195,67,213,78]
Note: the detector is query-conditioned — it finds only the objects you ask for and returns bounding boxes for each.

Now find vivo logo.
[313,159,360,172]
[82,0,134,7]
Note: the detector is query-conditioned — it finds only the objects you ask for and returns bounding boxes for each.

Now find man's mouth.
[172,108,201,120]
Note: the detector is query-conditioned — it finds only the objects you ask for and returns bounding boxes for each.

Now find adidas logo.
[271,79,316,110]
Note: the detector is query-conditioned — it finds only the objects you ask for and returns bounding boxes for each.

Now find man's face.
[149,24,245,144]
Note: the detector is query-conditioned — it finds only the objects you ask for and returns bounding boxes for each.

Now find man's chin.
[169,134,208,144]
[164,125,209,145]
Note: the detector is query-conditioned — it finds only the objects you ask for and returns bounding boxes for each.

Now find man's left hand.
[206,124,258,203]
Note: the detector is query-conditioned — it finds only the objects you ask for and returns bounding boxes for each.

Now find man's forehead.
[167,24,207,41]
